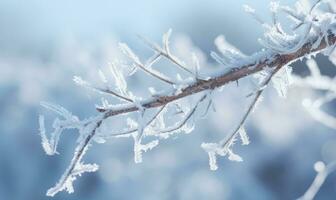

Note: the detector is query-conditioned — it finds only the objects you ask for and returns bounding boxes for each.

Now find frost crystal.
[39,102,80,155]
[38,115,53,155]
[162,29,172,54]
[238,126,250,145]
[212,35,246,68]
[201,135,243,171]
[132,131,159,163]
[227,149,243,162]
[109,62,128,97]
[119,43,141,64]
[215,35,245,59]
[46,162,99,196]
[272,66,293,98]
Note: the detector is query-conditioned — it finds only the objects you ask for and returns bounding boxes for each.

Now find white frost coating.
[201,139,243,171]
[46,115,103,196]
[162,28,172,55]
[129,104,162,163]
[147,106,168,135]
[154,95,204,139]
[272,65,293,98]
[39,1,336,196]
[39,102,81,155]
[201,131,243,170]
[109,62,128,97]
[118,43,141,64]
[40,106,104,196]
[39,115,53,155]
[132,131,159,163]
[211,35,246,69]
[41,102,77,121]
[192,53,200,79]
[47,162,99,196]
[133,106,145,163]
[215,35,246,59]
[145,52,161,69]
[73,76,105,94]
[238,126,250,145]
[72,163,99,176]
[227,149,243,162]
[258,0,336,55]
[201,143,220,170]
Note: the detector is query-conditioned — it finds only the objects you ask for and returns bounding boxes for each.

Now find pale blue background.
[0,0,336,199]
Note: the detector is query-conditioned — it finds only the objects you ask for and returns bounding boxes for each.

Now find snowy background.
[0,0,336,199]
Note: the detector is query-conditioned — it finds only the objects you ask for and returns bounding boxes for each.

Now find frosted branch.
[39,1,336,196]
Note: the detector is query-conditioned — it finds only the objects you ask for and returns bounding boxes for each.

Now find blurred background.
[0,0,336,199]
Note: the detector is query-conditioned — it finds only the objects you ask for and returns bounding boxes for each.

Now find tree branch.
[97,32,336,117]
[40,2,336,195]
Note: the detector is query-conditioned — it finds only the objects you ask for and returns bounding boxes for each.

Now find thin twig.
[157,93,207,134]
[220,66,281,148]
[132,58,175,85]
[98,88,134,102]
[103,105,167,138]
[138,35,197,75]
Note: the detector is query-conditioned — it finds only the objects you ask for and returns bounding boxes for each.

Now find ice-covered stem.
[220,66,279,147]
[119,43,175,85]
[103,94,206,139]
[298,161,336,200]
[202,66,281,170]
[73,76,133,103]
[98,31,336,116]
[138,32,196,76]
[46,116,103,196]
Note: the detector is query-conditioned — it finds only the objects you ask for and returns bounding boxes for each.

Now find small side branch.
[138,35,197,76]
[220,66,280,148]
